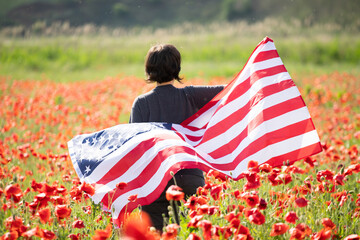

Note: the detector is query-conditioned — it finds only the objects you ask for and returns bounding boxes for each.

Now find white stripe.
[187,100,221,128]
[250,57,283,73]
[171,124,206,137]
[197,86,301,152]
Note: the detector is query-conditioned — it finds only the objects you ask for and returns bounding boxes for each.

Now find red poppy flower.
[166,185,184,201]
[31,180,45,192]
[233,234,248,240]
[208,205,219,215]
[333,173,346,186]
[243,179,261,191]
[227,217,240,230]
[258,198,268,210]
[268,172,280,186]
[80,182,95,196]
[162,223,179,240]
[316,170,334,182]
[259,163,272,173]
[244,193,260,207]
[21,227,41,238]
[224,211,240,222]
[92,223,112,240]
[34,192,51,208]
[4,184,23,203]
[295,197,308,208]
[304,156,316,168]
[196,220,212,240]
[128,194,138,202]
[37,208,51,224]
[1,231,19,240]
[116,182,128,190]
[321,218,336,230]
[311,228,332,240]
[197,204,209,215]
[40,229,57,240]
[121,212,158,240]
[270,223,290,236]
[184,196,199,210]
[210,184,223,201]
[55,204,72,220]
[245,208,265,225]
[206,169,228,181]
[247,160,259,172]
[344,234,360,240]
[289,223,312,239]
[72,220,85,229]
[275,173,293,185]
[51,196,67,205]
[187,215,203,228]
[68,234,80,240]
[284,211,298,224]
[186,233,201,240]
[69,186,83,201]
[196,186,209,196]
[4,216,21,230]
[284,165,305,174]
[289,228,305,240]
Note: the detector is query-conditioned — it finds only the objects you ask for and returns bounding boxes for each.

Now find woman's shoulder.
[134,89,156,101]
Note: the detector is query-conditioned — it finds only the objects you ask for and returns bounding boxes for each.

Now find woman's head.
[145,44,182,84]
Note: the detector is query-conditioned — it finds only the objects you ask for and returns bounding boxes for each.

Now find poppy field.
[0,70,359,240]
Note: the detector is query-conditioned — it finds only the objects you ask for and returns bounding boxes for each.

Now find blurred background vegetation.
[1,0,359,28]
[0,0,359,82]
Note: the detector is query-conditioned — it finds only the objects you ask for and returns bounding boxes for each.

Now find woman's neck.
[157,80,174,86]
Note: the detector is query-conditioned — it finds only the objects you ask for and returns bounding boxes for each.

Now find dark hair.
[145,44,183,84]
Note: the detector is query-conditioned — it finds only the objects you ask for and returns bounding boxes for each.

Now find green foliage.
[1,0,360,28]
[112,3,129,17]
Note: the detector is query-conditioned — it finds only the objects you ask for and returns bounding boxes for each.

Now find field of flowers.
[0,71,359,239]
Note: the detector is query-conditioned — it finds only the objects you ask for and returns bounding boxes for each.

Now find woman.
[129,44,224,230]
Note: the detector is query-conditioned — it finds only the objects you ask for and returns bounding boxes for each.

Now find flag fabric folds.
[67,37,322,225]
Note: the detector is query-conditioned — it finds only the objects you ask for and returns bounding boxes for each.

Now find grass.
[1,21,360,82]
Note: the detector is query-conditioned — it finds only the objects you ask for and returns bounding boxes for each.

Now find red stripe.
[209,118,317,171]
[197,80,296,146]
[94,133,179,188]
[224,65,288,107]
[253,50,279,63]
[262,142,323,171]
[183,134,203,142]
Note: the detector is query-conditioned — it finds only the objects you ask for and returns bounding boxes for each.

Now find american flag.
[67,37,322,226]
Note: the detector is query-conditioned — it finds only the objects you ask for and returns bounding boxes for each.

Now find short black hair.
[145,44,182,84]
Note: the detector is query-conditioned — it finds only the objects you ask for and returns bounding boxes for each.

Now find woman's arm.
[188,85,225,109]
